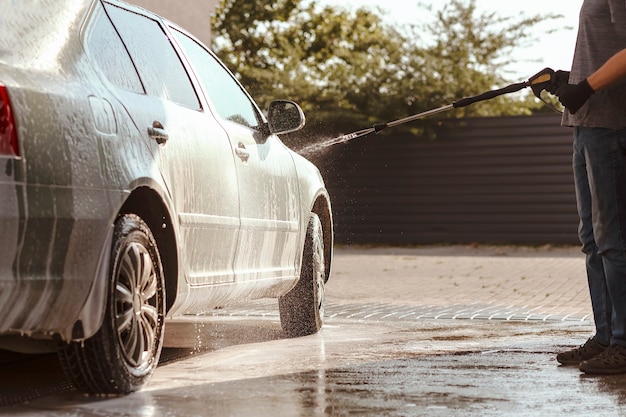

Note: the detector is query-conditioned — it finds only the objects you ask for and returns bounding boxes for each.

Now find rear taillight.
[0,85,19,157]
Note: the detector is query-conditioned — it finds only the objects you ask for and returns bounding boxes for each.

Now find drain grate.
[210,300,591,323]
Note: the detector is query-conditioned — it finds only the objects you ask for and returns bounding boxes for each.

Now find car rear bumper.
[0,181,118,340]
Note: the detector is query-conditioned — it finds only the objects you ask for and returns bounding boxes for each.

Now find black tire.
[279,213,325,337]
[57,214,166,394]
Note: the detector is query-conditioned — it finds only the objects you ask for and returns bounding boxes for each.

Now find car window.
[103,3,200,110]
[85,7,143,93]
[172,30,261,128]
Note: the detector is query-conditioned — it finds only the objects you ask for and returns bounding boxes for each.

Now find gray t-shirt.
[562,0,626,129]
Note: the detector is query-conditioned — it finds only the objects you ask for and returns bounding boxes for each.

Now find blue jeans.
[573,126,626,346]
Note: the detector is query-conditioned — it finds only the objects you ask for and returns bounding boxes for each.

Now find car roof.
[0,0,173,71]
[0,1,94,65]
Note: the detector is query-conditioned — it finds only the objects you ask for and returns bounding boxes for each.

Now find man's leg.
[579,127,626,374]
[574,127,612,345]
[557,128,611,366]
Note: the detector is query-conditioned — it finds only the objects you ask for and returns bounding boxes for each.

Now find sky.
[319,0,583,81]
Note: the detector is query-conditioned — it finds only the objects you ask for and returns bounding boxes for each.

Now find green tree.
[212,0,559,140]
[403,1,559,119]
[212,1,408,134]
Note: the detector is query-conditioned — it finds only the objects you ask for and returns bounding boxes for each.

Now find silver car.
[0,0,333,394]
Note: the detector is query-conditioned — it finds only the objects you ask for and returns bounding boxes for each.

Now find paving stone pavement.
[325,244,591,322]
[216,244,592,323]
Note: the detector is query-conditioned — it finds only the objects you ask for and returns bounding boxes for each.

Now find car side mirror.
[266,100,305,135]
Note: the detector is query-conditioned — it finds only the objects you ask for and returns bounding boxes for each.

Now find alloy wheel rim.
[114,241,159,369]
[315,241,325,321]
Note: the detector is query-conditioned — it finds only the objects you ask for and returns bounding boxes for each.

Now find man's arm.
[557,48,626,114]
[587,48,626,91]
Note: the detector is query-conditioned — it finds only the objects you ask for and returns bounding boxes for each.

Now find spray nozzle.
[373,123,388,133]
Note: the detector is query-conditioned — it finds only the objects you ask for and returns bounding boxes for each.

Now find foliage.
[211,0,561,140]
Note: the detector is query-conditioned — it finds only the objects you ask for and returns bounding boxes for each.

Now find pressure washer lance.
[299,67,558,155]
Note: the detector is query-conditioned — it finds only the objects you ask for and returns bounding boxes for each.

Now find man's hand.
[545,70,570,94]
[556,79,595,114]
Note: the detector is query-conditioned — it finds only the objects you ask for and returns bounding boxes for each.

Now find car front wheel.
[279,212,325,337]
[58,214,165,394]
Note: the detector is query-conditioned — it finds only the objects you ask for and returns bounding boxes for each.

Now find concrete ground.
[3,244,614,417]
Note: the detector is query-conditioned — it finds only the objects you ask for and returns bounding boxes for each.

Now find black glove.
[545,70,570,94]
[556,78,595,114]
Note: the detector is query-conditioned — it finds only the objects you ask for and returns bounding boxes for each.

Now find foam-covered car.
[0,0,332,394]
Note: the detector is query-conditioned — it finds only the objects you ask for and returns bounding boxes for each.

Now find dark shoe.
[556,337,607,365]
[580,344,626,375]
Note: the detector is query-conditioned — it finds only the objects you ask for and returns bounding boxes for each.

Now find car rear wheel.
[58,214,165,394]
[279,213,325,337]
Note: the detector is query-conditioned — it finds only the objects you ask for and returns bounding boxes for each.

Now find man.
[550,0,626,374]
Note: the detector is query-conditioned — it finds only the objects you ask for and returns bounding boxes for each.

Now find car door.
[102,2,240,285]
[171,30,302,282]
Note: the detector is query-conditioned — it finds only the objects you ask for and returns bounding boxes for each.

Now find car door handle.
[235,142,249,162]
[148,121,169,145]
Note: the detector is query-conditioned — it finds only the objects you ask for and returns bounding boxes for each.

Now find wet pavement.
[3,244,624,416]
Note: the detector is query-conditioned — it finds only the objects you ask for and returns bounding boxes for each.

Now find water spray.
[298,68,558,156]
